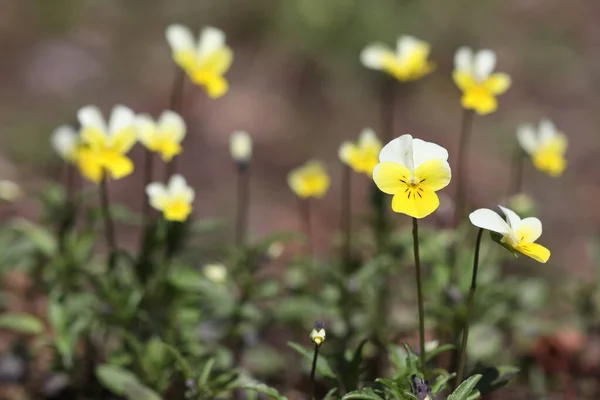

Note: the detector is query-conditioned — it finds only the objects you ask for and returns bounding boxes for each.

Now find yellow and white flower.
[51,125,79,163]
[372,134,451,219]
[166,24,233,98]
[469,206,550,263]
[288,160,330,199]
[360,35,435,82]
[339,128,382,176]
[453,47,511,115]
[136,111,186,162]
[146,174,195,222]
[77,105,137,183]
[517,119,567,177]
[229,130,252,164]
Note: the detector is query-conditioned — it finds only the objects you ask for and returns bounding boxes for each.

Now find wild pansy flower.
[453,47,511,115]
[372,134,451,219]
[360,35,435,82]
[310,321,326,345]
[229,130,252,165]
[77,105,137,183]
[51,125,80,163]
[288,160,330,199]
[469,206,550,263]
[166,24,233,98]
[517,119,567,177]
[339,128,382,176]
[146,174,195,222]
[136,111,186,162]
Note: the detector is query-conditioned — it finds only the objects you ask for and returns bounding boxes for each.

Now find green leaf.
[431,372,456,395]
[425,344,455,362]
[287,342,336,379]
[471,365,519,396]
[199,358,215,386]
[124,382,163,400]
[240,382,287,399]
[448,374,482,400]
[0,313,45,335]
[11,218,57,256]
[341,387,384,399]
[95,364,141,395]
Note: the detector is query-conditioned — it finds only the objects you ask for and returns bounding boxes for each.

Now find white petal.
[360,44,389,69]
[519,217,542,242]
[358,128,378,146]
[397,35,419,58]
[516,124,538,154]
[166,24,195,53]
[197,26,226,60]
[168,174,195,202]
[474,49,496,81]
[338,142,353,164]
[378,134,414,171]
[498,205,522,231]
[51,125,78,160]
[108,105,135,135]
[146,182,167,209]
[77,105,107,132]
[411,138,449,169]
[158,110,186,143]
[135,114,157,145]
[454,46,473,73]
[229,130,252,163]
[538,118,557,144]
[469,208,510,234]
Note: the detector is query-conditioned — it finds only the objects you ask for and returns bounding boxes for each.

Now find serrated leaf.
[0,313,45,335]
[448,374,482,400]
[287,342,336,379]
[95,364,141,395]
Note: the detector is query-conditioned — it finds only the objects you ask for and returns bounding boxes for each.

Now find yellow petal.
[105,154,134,180]
[174,50,197,71]
[516,242,550,263]
[78,150,104,184]
[414,159,451,191]
[112,126,137,154]
[80,127,107,149]
[164,200,192,221]
[462,88,497,115]
[372,162,411,195]
[199,47,233,75]
[453,71,476,91]
[156,140,182,162]
[484,73,511,95]
[205,75,229,98]
[288,162,330,198]
[391,186,439,218]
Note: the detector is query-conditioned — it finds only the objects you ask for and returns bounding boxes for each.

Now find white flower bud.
[229,131,252,164]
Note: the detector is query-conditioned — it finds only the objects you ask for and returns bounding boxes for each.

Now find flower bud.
[203,263,227,284]
[310,321,326,345]
[229,131,252,165]
[0,180,22,202]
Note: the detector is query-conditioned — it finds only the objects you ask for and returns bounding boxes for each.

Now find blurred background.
[1,0,599,272]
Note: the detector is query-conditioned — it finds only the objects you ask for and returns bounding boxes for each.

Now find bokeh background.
[1,0,599,273]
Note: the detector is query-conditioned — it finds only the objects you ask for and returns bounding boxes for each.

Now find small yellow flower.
[360,35,435,82]
[51,125,80,163]
[517,119,567,177]
[166,24,233,99]
[288,160,330,199]
[146,174,195,221]
[339,128,382,176]
[372,134,451,219]
[310,322,326,345]
[136,111,186,162]
[203,263,227,284]
[77,105,137,183]
[453,47,511,115]
[229,130,252,165]
[469,206,550,263]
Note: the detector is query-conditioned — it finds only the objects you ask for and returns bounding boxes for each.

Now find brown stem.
[99,173,117,269]
[234,165,250,246]
[340,165,351,265]
[453,109,475,227]
[165,68,186,179]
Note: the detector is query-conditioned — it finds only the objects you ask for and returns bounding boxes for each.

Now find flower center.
[400,175,425,200]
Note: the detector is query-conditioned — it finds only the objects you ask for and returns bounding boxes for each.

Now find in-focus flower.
[136,111,186,162]
[51,125,80,163]
[372,134,451,218]
[453,47,511,115]
[0,180,22,202]
[166,24,233,98]
[146,174,195,221]
[76,105,137,183]
[517,119,567,177]
[288,160,330,199]
[469,206,550,263]
[360,35,435,82]
[203,263,227,284]
[310,321,326,345]
[229,130,252,165]
[339,128,382,175]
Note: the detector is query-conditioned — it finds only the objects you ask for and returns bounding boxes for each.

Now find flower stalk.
[455,228,484,387]
[509,147,525,196]
[99,173,117,270]
[310,342,320,400]
[453,109,474,226]
[340,164,351,264]
[235,163,250,246]
[412,217,426,369]
[298,198,313,258]
[166,68,185,179]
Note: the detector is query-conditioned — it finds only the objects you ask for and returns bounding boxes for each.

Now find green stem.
[99,174,117,270]
[298,198,313,259]
[453,109,475,227]
[340,165,351,265]
[142,149,154,223]
[234,165,250,247]
[412,217,426,370]
[509,147,525,196]
[455,228,484,387]
[310,343,320,400]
